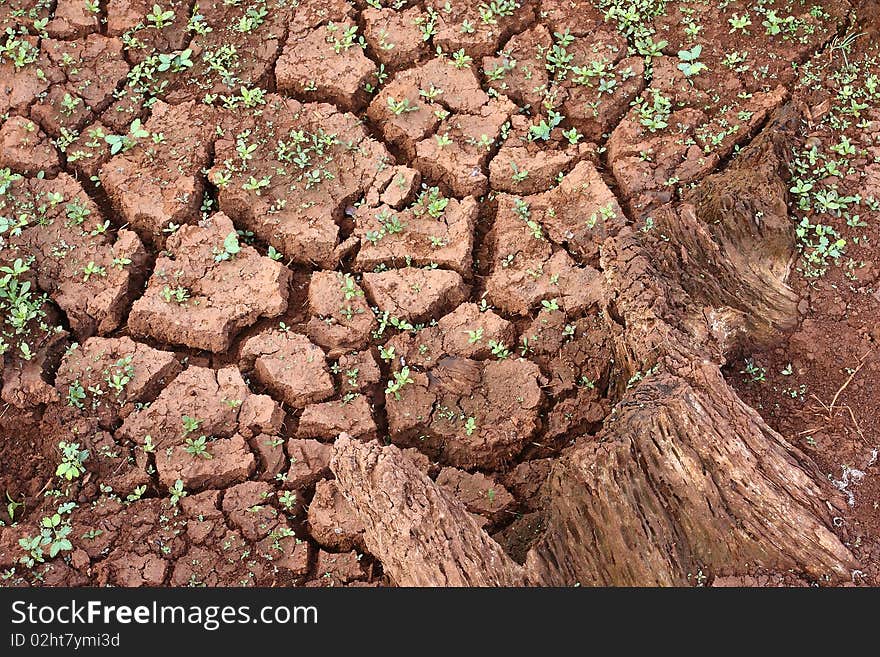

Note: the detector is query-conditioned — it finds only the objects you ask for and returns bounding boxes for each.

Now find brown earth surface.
[1,0,879,587]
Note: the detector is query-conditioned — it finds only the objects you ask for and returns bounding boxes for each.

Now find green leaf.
[678,44,702,61]
[48,539,72,558]
[130,118,149,139]
[223,231,240,256]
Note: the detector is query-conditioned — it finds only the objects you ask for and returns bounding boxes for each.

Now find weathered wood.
[526,363,855,586]
[331,436,529,586]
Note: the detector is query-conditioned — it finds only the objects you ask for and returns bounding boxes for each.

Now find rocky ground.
[0,0,879,587]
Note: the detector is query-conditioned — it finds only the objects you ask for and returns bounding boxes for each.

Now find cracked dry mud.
[1,0,879,588]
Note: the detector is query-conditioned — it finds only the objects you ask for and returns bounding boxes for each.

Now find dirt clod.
[129,213,290,352]
[241,329,334,408]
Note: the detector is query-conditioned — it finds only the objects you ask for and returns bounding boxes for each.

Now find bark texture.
[526,363,854,586]
[331,436,528,586]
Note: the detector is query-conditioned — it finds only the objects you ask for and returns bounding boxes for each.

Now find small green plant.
[104,118,149,155]
[19,506,75,567]
[415,7,438,41]
[562,127,583,145]
[485,59,515,81]
[386,96,418,115]
[112,254,132,270]
[126,485,147,503]
[181,415,202,435]
[385,366,414,400]
[65,199,91,226]
[578,375,596,389]
[415,187,449,218]
[105,355,134,396]
[435,132,452,147]
[236,139,258,162]
[488,340,510,359]
[528,110,564,141]
[677,45,707,77]
[762,9,792,36]
[184,436,213,459]
[728,13,751,32]
[67,381,86,409]
[235,3,268,32]
[635,36,668,61]
[55,442,88,481]
[510,162,529,183]
[419,84,443,102]
[795,218,846,276]
[830,135,856,156]
[146,4,175,29]
[586,202,618,229]
[637,88,672,132]
[160,285,190,304]
[378,344,396,361]
[0,32,39,70]
[451,49,473,69]
[169,479,187,505]
[235,86,266,108]
[740,359,766,383]
[546,30,574,77]
[326,22,363,53]
[60,93,81,117]
[157,48,193,73]
[81,261,106,282]
[466,133,494,151]
[478,0,519,24]
[464,416,477,436]
[6,492,25,522]
[213,231,241,262]
[340,274,363,300]
[372,208,403,236]
[242,175,271,193]
[278,490,297,512]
